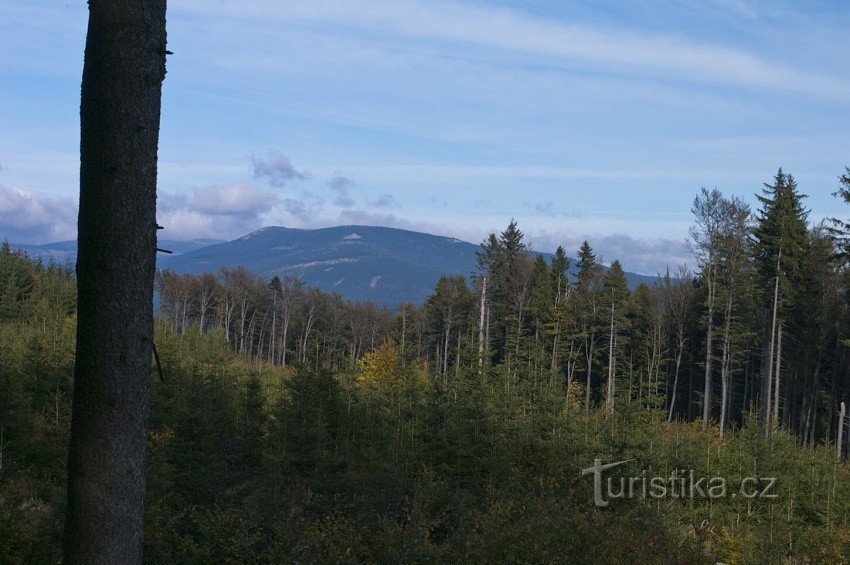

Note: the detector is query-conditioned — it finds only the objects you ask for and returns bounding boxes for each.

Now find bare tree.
[690,188,727,428]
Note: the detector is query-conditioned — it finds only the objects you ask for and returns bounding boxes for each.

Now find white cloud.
[0,185,76,243]
[158,183,278,239]
[526,230,691,275]
[191,183,278,216]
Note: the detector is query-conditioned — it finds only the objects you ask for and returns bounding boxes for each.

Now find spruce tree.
[575,241,601,410]
[602,260,629,412]
[753,169,810,430]
[529,255,553,370]
[576,241,600,290]
[550,245,571,301]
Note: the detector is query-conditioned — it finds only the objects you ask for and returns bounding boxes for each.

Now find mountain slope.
[11,238,223,264]
[161,225,657,305]
[161,226,479,304]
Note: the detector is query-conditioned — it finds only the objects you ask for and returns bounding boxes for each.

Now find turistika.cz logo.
[581,458,778,508]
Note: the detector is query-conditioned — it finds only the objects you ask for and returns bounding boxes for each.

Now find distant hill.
[10,227,656,305]
[10,238,224,265]
[160,226,657,305]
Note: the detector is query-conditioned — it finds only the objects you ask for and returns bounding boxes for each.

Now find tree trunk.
[401,304,407,354]
[485,303,490,355]
[606,302,615,414]
[838,401,846,461]
[773,323,783,430]
[668,346,683,423]
[198,292,208,335]
[443,326,451,376]
[478,276,487,371]
[763,250,781,434]
[719,294,733,438]
[281,311,290,366]
[64,1,167,562]
[455,330,461,384]
[269,296,276,363]
[703,263,715,428]
[585,336,594,413]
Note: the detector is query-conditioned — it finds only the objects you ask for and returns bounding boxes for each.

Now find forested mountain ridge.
[10,226,656,306]
[158,225,656,304]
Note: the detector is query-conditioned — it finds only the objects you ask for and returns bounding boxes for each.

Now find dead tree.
[64,1,167,562]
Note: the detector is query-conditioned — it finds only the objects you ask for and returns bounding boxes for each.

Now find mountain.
[10,238,224,264]
[161,225,657,305]
[161,226,479,305]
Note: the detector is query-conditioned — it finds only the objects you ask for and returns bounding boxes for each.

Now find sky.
[1,0,849,274]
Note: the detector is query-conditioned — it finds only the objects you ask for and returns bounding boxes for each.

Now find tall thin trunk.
[741,357,749,420]
[763,251,782,434]
[773,323,783,429]
[198,292,209,335]
[719,294,733,438]
[443,327,450,376]
[668,346,683,422]
[301,306,316,364]
[401,304,407,354]
[803,356,822,448]
[239,297,249,354]
[585,336,594,412]
[551,284,563,376]
[269,296,276,364]
[65,1,167,561]
[606,302,615,414]
[703,262,715,427]
[455,330,461,381]
[478,276,487,371]
[485,303,490,354]
[565,341,575,404]
[838,401,846,461]
[281,310,290,367]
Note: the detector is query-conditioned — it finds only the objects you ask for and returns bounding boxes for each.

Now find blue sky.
[1,0,849,273]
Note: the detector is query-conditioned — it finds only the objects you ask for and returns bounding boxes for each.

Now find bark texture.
[64,1,167,562]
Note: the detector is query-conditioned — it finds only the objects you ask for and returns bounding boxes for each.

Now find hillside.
[160,225,657,304]
[10,226,657,305]
[11,238,222,265]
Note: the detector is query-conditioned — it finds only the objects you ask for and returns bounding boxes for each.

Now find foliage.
[6,167,850,562]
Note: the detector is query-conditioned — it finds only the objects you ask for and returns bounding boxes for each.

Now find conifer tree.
[548,246,571,378]
[526,255,552,375]
[602,260,629,412]
[576,241,598,290]
[575,241,602,410]
[753,169,810,430]
[550,246,571,301]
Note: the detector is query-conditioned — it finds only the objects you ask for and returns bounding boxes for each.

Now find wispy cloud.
[369,193,399,209]
[328,174,356,208]
[283,191,325,221]
[251,150,310,187]
[535,201,556,216]
[177,0,850,97]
